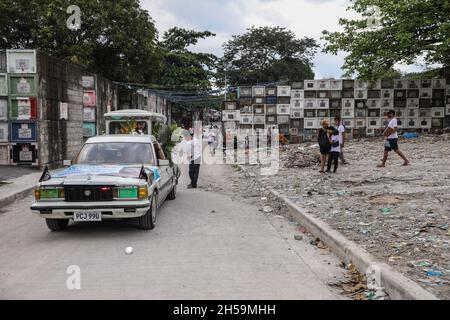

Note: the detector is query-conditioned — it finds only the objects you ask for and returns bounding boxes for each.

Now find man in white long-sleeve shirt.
[182,130,202,189]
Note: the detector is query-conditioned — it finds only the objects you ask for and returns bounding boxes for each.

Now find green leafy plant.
[153,123,181,163]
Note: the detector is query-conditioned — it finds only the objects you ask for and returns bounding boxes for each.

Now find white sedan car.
[31,135,180,231]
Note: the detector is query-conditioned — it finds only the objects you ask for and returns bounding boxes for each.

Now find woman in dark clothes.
[318,120,331,173]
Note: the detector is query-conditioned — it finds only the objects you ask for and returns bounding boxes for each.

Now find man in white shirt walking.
[182,130,202,189]
[378,110,410,168]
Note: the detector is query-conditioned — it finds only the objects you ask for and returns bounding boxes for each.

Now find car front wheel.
[46,219,70,232]
[138,194,157,230]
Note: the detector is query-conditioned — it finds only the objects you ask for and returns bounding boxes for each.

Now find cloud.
[140,0,358,78]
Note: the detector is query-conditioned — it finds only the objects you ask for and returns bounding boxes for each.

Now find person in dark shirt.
[318,120,331,173]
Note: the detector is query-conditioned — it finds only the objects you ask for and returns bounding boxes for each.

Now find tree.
[158,27,218,90]
[0,0,163,83]
[322,0,450,81]
[218,26,318,86]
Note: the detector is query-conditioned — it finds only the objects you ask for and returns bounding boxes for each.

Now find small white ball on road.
[125,247,134,255]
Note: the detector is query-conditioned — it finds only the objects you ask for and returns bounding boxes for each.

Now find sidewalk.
[0,166,42,208]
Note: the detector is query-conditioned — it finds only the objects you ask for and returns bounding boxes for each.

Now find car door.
[153,141,172,199]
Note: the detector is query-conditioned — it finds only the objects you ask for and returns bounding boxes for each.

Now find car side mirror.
[63,160,72,167]
[158,159,170,167]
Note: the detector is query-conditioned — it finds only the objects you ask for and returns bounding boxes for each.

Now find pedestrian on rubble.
[318,120,331,173]
[326,127,341,173]
[377,110,411,168]
[334,116,349,165]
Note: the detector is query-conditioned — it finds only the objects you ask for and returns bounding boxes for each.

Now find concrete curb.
[0,186,35,208]
[0,173,41,208]
[239,165,438,300]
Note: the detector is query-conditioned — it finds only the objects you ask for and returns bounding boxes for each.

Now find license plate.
[74,212,102,222]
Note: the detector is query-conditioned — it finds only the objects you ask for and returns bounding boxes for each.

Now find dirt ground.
[238,134,450,300]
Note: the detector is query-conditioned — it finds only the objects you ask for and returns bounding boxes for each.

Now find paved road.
[0,164,346,300]
[0,166,41,183]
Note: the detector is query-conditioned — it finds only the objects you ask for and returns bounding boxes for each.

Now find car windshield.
[74,142,154,165]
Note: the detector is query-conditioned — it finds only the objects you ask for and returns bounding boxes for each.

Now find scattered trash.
[125,247,134,255]
[358,222,372,227]
[238,136,450,300]
[263,206,273,213]
[329,263,385,300]
[408,260,432,268]
[310,237,328,249]
[426,270,444,277]
[392,242,410,249]
[388,256,402,263]
[294,235,303,241]
[420,223,449,232]
[403,132,419,139]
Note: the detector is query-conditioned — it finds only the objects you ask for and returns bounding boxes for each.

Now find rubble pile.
[245,134,450,299]
[281,145,321,169]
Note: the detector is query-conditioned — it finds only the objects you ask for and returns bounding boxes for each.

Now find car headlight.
[138,186,149,200]
[35,187,64,200]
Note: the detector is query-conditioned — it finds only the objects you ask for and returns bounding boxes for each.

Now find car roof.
[85,135,156,144]
[104,109,167,123]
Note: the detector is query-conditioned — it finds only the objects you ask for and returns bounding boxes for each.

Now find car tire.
[167,180,177,200]
[138,193,157,230]
[46,219,69,231]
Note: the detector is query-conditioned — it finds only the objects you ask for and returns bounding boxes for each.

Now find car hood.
[39,165,161,187]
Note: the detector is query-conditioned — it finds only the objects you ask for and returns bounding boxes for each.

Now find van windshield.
[74,143,154,165]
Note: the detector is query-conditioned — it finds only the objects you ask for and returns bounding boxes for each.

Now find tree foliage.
[158,27,218,90]
[322,0,450,81]
[218,26,318,86]
[0,0,163,83]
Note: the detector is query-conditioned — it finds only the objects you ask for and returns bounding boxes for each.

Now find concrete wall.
[96,74,119,134]
[148,92,171,123]
[37,52,84,167]
[36,52,120,168]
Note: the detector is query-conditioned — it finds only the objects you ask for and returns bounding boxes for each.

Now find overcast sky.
[140,0,424,79]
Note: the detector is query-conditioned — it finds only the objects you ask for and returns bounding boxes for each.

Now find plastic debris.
[263,206,273,213]
[403,133,419,139]
[426,270,444,277]
[408,260,432,268]
[125,247,134,255]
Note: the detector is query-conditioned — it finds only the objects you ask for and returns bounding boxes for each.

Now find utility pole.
[224,76,228,101]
